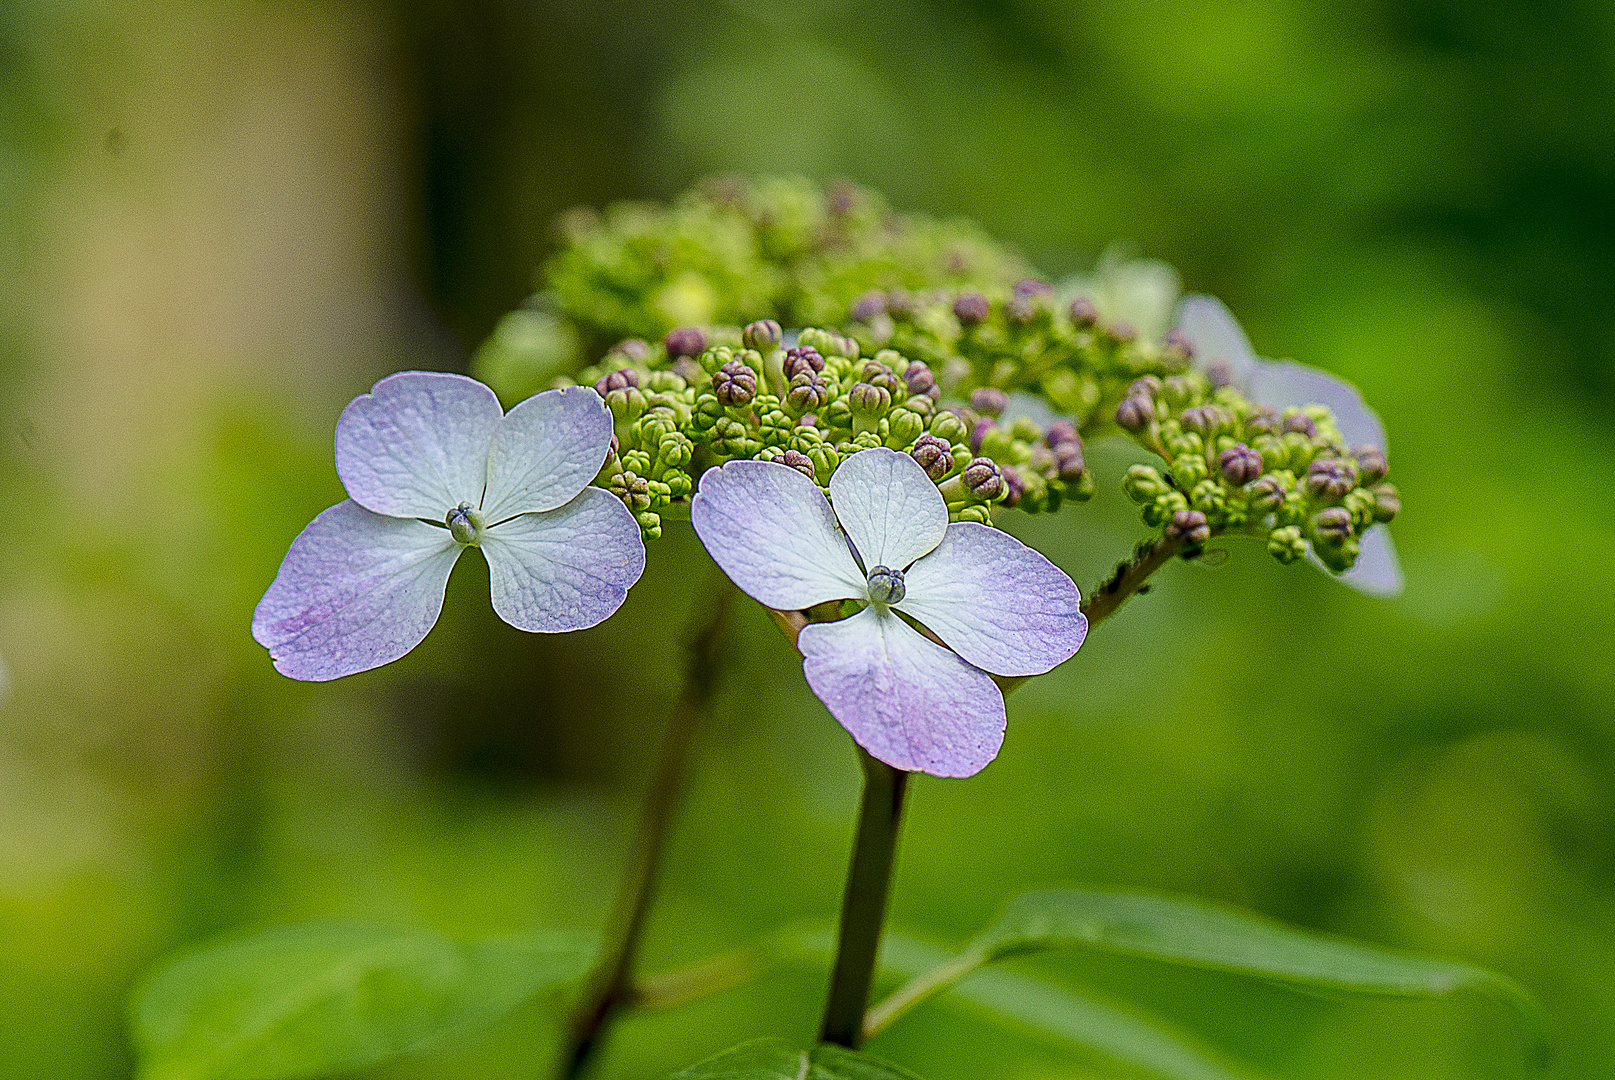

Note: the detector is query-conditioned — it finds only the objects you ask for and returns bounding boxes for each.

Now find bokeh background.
[2,1,1613,1077]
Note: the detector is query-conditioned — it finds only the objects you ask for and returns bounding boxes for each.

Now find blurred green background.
[2,1,1613,1077]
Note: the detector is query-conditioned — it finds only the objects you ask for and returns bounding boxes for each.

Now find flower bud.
[786,371,831,414]
[929,410,969,444]
[1312,506,1354,542]
[1170,454,1209,489]
[953,293,990,326]
[1161,327,1195,360]
[882,407,925,449]
[1267,525,1305,564]
[711,359,757,406]
[1372,483,1400,523]
[1053,443,1086,481]
[969,417,996,453]
[743,319,783,351]
[664,327,707,359]
[1045,420,1079,449]
[1115,394,1155,432]
[808,444,841,485]
[1242,405,1279,437]
[446,503,486,546]
[849,382,892,419]
[780,448,817,481]
[1352,443,1388,484]
[1282,411,1317,438]
[1246,473,1288,513]
[960,456,1003,500]
[904,360,939,400]
[1190,480,1226,515]
[970,387,1009,416]
[1304,457,1357,501]
[1068,296,1099,327]
[594,367,639,396]
[850,291,886,322]
[999,464,1026,507]
[865,565,906,605]
[910,433,955,481]
[1104,320,1137,343]
[1219,443,1263,485]
[610,338,650,363]
[860,360,904,397]
[783,345,826,379]
[1166,509,1210,546]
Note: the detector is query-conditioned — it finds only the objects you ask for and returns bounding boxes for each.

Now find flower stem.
[1080,533,1189,629]
[557,575,736,1079]
[819,748,909,1049]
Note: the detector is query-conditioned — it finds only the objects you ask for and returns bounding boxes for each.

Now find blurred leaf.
[880,935,1259,1080]
[131,921,591,1080]
[870,889,1544,1062]
[666,1038,924,1080]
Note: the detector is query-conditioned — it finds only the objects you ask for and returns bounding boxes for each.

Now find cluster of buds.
[845,283,1192,438]
[1114,371,1399,570]
[572,324,1095,537]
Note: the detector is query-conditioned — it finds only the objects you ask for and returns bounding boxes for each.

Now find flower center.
[446,503,485,546]
[865,565,905,606]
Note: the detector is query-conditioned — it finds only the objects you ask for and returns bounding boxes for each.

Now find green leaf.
[870,888,1545,1062]
[880,935,1259,1080]
[666,1038,925,1080]
[131,921,592,1080]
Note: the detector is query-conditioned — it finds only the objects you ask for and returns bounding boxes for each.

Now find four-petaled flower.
[691,447,1087,778]
[1175,295,1404,598]
[253,372,645,681]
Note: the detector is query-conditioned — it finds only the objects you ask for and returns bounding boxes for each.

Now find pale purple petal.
[1247,360,1387,451]
[799,606,1005,778]
[335,371,504,518]
[690,460,866,610]
[826,448,947,572]
[481,386,614,522]
[481,488,647,632]
[896,522,1087,677]
[1176,294,1260,388]
[1306,524,1404,598]
[252,500,462,681]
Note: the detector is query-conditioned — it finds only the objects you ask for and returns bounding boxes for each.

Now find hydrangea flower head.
[691,448,1086,777]
[1176,294,1404,598]
[253,372,645,681]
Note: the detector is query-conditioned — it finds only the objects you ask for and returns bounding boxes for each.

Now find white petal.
[251,501,462,681]
[1176,294,1260,389]
[1306,524,1404,598]
[799,606,1005,778]
[690,460,866,610]
[481,386,614,522]
[897,522,1087,677]
[1247,360,1388,451]
[335,371,504,519]
[481,488,647,632]
[827,448,947,572]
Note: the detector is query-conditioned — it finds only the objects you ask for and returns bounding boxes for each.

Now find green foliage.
[130,922,591,1080]
[665,1038,924,1080]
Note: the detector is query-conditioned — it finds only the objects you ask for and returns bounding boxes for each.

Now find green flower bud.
[884,407,926,448]
[1343,488,1377,531]
[664,471,693,500]
[1311,506,1354,543]
[1353,444,1389,484]
[1165,431,1204,459]
[786,371,831,415]
[1123,464,1170,504]
[953,503,993,524]
[978,424,1019,462]
[635,510,662,540]
[1253,434,1287,472]
[850,381,892,421]
[743,319,783,351]
[788,425,825,453]
[622,448,652,475]
[1246,473,1290,513]
[605,386,647,424]
[1372,483,1400,523]
[608,470,653,513]
[929,410,969,443]
[865,565,906,605]
[446,503,485,546]
[1142,489,1189,527]
[1190,480,1225,515]
[807,444,841,485]
[1267,525,1306,564]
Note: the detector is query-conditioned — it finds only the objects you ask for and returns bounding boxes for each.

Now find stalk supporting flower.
[252,372,646,679]
[820,750,908,1049]
[559,576,737,1079]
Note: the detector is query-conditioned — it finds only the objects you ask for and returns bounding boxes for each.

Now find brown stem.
[556,576,736,1079]
[1080,533,1187,630]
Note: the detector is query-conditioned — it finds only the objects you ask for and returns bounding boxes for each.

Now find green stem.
[819,749,909,1049]
[557,575,736,1079]
[1080,534,1188,629]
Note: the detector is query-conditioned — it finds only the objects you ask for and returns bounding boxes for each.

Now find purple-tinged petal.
[1247,361,1387,451]
[827,448,947,572]
[1306,524,1404,598]
[335,371,504,518]
[481,386,614,522]
[896,522,1087,677]
[800,606,1005,778]
[481,488,646,632]
[691,460,866,610]
[1176,294,1260,388]
[252,500,462,681]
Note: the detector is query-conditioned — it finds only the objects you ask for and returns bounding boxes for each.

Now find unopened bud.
[865,565,906,605]
[962,456,1003,500]
[1014,278,1054,299]
[446,503,485,546]
[930,410,969,443]
[969,417,996,453]
[904,360,939,400]
[594,367,639,396]
[849,382,892,420]
[1045,420,1079,449]
[1166,509,1210,546]
[783,345,826,378]
[786,372,830,414]
[1267,525,1305,564]
[780,449,816,481]
[850,291,886,322]
[1312,506,1354,542]
[1304,457,1357,501]
[910,433,955,481]
[1372,483,1400,523]
[743,319,783,351]
[610,338,650,363]
[1105,320,1137,343]
[1219,443,1263,485]
[1115,394,1156,432]
[1282,412,1317,438]
[1246,474,1289,512]
[1053,443,1086,481]
[1242,405,1279,436]
[1353,444,1388,484]
[1068,296,1099,327]
[1162,327,1195,359]
[970,387,1009,416]
[664,327,707,359]
[999,465,1026,507]
[953,293,990,326]
[712,360,757,406]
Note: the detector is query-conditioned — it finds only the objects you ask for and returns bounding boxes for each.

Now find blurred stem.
[557,574,736,1080]
[1080,533,1189,629]
[819,749,909,1048]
